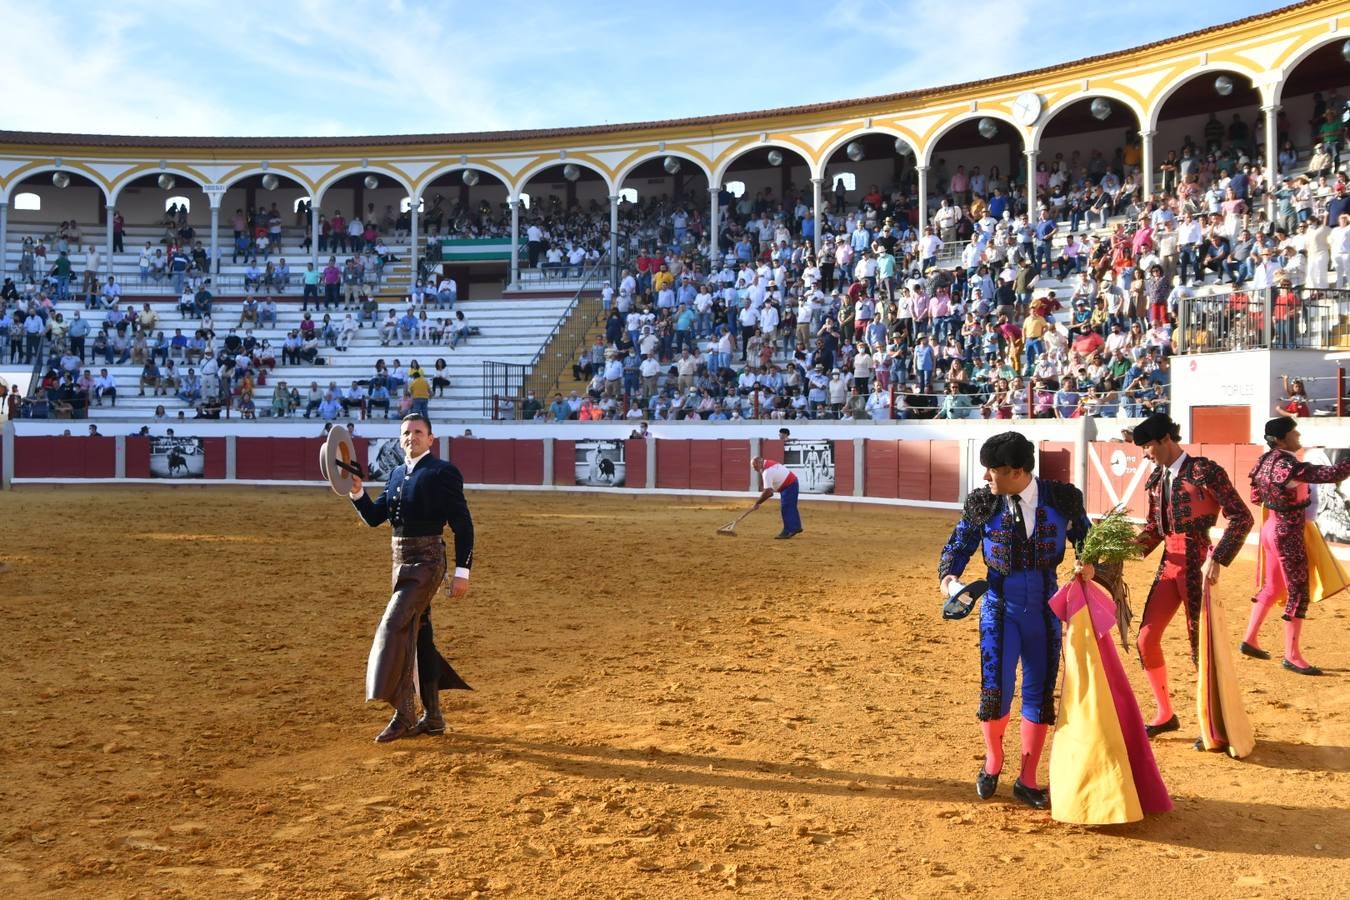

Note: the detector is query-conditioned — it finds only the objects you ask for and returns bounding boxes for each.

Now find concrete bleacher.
[3,221,413,300]
[17,292,576,424]
[5,220,599,422]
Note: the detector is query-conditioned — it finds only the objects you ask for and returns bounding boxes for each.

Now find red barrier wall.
[655,441,690,489]
[625,439,647,489]
[930,440,960,503]
[126,436,151,478]
[236,437,325,481]
[833,440,854,496]
[721,440,750,492]
[202,438,227,479]
[1038,441,1073,485]
[554,440,575,486]
[865,440,899,498]
[14,436,116,477]
[864,439,960,503]
[447,438,484,482]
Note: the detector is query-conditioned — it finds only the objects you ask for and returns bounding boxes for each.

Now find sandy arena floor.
[0,487,1347,898]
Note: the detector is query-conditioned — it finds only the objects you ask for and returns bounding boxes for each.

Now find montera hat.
[979,431,1035,472]
[1131,412,1181,446]
[1263,416,1297,443]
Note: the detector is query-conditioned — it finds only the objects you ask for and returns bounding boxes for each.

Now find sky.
[0,0,1288,138]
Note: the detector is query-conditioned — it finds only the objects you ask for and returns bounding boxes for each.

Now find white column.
[509,196,520,290]
[208,194,221,275]
[0,200,8,279]
[811,177,823,253]
[1263,103,1280,219]
[610,193,620,280]
[916,166,929,234]
[104,204,115,278]
[1140,129,1156,199]
[409,197,420,292]
[309,192,322,271]
[706,188,719,266]
[1024,150,1038,219]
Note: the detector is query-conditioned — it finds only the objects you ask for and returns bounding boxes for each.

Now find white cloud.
[0,0,1297,138]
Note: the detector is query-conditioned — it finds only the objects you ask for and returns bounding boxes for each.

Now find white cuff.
[453,567,470,580]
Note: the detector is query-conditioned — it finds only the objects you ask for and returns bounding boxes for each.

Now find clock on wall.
[1012,92,1043,126]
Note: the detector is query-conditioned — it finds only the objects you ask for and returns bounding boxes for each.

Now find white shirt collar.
[404,449,431,471]
[1011,476,1038,513]
[1166,451,1188,478]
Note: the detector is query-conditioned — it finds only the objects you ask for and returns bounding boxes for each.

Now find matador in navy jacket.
[350,414,475,742]
[938,432,1090,809]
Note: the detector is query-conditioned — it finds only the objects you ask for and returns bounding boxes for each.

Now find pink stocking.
[1019,720,1049,790]
[981,715,1009,775]
[1243,598,1275,649]
[1142,665,1173,726]
[1284,618,1310,668]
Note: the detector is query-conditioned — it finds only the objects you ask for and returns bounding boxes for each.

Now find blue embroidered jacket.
[938,478,1089,586]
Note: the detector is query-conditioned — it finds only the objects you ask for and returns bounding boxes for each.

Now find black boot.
[413,681,445,736]
[375,680,418,743]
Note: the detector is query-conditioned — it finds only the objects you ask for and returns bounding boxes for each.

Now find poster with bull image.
[366,438,403,483]
[1307,447,1350,545]
[575,439,626,487]
[149,436,205,478]
[783,439,835,494]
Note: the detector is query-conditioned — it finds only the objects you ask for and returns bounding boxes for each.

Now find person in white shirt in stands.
[750,456,802,540]
[567,246,586,277]
[544,245,564,277]
[526,222,544,268]
[94,368,118,407]
[1330,213,1350,290]
[436,278,457,311]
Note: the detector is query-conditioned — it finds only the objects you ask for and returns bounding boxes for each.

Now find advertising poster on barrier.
[149,436,205,478]
[784,439,835,494]
[1307,448,1350,544]
[366,438,402,482]
[575,439,626,487]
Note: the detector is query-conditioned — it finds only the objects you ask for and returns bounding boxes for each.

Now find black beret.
[979,432,1035,472]
[1264,417,1296,442]
[1131,413,1180,446]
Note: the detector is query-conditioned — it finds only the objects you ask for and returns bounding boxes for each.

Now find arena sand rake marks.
[716,505,758,536]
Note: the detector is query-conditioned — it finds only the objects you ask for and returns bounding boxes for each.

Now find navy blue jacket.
[353,455,474,569]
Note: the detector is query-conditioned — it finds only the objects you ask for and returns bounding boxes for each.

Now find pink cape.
[1048,578,1172,824]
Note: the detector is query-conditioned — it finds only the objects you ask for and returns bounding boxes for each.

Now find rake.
[716,505,758,536]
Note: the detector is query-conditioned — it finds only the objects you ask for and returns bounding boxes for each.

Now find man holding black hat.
[348,412,475,742]
[1131,413,1253,749]
[938,432,1091,808]
[1246,417,1350,675]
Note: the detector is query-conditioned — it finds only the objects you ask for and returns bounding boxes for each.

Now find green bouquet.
[1078,507,1141,650]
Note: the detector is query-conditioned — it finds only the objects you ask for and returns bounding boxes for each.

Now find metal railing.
[519,259,614,400]
[1175,286,1350,354]
[483,361,530,418]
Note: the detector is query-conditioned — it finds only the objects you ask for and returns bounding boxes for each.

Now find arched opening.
[517,192,532,210]
[6,170,106,238]
[1278,39,1350,175]
[294,195,312,214]
[1036,96,1144,233]
[820,131,920,229]
[416,167,514,291]
[165,195,192,213]
[419,167,510,239]
[925,117,1025,242]
[1151,71,1260,201]
[617,188,638,205]
[724,181,746,198]
[615,154,710,257]
[516,162,610,276]
[718,145,812,263]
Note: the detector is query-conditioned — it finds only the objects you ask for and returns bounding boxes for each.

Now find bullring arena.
[1,485,1346,898]
[5,1,1350,897]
